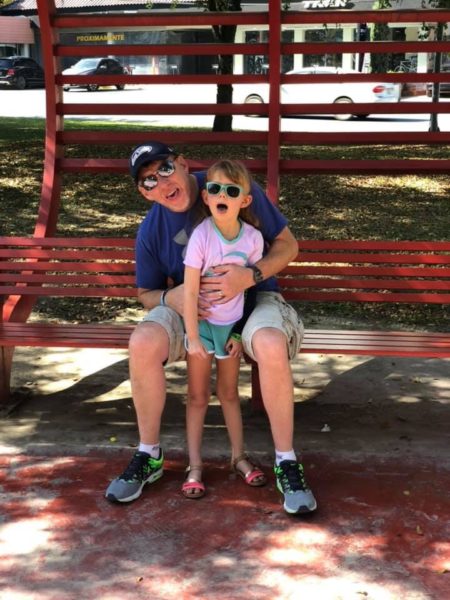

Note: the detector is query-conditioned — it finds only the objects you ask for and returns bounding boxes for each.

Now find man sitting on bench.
[105,141,317,515]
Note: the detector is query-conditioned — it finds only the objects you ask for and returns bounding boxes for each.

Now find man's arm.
[137,283,212,320]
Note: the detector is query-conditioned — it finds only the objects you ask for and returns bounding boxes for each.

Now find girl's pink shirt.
[184,217,264,325]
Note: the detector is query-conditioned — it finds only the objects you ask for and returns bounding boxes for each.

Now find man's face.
[137,155,193,213]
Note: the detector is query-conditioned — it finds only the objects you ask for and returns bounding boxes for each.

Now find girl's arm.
[184,265,208,358]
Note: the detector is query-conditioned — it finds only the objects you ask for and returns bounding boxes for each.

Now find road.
[1,84,449,132]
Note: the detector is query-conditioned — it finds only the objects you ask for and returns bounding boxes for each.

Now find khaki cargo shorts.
[141,291,304,365]
[241,291,304,361]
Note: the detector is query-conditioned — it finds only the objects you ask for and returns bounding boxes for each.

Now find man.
[105,141,317,515]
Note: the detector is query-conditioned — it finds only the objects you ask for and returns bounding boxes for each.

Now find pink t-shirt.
[184,217,264,326]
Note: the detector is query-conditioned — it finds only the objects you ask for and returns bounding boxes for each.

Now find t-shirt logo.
[174,228,189,259]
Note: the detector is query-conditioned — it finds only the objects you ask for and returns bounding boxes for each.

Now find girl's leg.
[215,356,243,459]
[216,356,267,486]
[184,353,213,497]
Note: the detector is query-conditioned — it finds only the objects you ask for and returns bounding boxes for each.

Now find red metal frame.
[34,0,450,213]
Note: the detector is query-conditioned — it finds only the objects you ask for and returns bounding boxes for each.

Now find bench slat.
[282,266,450,277]
[293,252,450,265]
[282,290,450,303]
[0,262,135,273]
[0,286,137,297]
[0,275,135,285]
[2,323,448,357]
[296,240,450,251]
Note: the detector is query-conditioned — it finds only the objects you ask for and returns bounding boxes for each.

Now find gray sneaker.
[274,460,317,515]
[105,450,164,503]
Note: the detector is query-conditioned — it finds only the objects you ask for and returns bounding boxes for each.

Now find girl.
[182,160,267,498]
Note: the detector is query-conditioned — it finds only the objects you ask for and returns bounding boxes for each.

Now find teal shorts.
[198,320,234,359]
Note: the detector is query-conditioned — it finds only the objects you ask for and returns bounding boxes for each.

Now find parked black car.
[0,56,45,89]
[62,57,128,91]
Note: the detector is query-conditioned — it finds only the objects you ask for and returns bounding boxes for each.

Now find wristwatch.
[250,265,264,284]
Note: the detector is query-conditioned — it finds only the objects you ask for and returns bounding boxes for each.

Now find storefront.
[1,0,448,74]
[0,16,35,58]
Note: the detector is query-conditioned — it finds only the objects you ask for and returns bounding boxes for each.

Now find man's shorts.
[141,291,304,365]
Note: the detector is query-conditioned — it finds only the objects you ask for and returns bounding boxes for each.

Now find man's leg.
[129,322,170,445]
[251,327,294,451]
[242,293,317,515]
[106,308,185,504]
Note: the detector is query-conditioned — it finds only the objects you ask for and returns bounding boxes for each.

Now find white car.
[234,66,402,121]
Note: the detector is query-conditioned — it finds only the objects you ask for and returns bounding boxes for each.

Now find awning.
[0,16,34,44]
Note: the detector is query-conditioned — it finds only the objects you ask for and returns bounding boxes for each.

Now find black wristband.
[159,289,169,306]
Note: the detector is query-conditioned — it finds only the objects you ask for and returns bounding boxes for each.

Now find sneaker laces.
[277,461,308,493]
[120,452,149,482]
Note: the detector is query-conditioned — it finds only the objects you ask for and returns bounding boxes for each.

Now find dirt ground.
[1,347,450,600]
[2,346,449,462]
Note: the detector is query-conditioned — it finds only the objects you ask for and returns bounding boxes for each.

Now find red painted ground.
[1,451,449,599]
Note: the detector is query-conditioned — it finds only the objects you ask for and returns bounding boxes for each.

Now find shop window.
[304,28,343,67]
[244,30,294,74]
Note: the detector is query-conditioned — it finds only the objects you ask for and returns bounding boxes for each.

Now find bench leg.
[250,361,265,412]
[0,347,13,406]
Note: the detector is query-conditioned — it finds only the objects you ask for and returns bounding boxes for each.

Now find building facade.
[1,0,448,74]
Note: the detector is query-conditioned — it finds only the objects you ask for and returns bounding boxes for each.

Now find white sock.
[139,442,160,458]
[275,449,297,465]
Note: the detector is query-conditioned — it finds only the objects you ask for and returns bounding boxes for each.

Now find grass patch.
[1,117,449,330]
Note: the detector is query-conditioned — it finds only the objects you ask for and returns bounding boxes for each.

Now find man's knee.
[252,327,288,362]
[129,322,169,360]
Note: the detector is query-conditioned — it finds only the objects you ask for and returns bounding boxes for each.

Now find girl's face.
[201,171,252,224]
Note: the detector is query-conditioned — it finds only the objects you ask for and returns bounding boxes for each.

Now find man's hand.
[200,264,253,304]
[225,337,243,358]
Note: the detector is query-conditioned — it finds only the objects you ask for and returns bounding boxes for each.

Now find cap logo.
[131,145,153,166]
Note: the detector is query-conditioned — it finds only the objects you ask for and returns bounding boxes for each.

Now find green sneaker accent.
[105,450,164,503]
[274,460,317,515]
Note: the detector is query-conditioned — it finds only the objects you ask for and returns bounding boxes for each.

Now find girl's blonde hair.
[194,159,260,229]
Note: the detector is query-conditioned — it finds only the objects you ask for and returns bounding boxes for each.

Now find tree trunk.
[429,22,444,133]
[371,23,391,73]
[208,0,240,132]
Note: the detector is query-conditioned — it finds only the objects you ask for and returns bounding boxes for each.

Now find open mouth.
[166,188,179,201]
[217,203,228,213]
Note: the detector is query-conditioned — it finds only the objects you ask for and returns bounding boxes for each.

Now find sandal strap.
[231,453,248,468]
[185,464,202,473]
[182,481,205,492]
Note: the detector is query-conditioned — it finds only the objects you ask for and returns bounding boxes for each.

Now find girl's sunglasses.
[206,181,244,199]
[139,160,175,191]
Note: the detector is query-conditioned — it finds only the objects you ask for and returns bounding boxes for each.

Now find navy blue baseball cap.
[129,141,178,182]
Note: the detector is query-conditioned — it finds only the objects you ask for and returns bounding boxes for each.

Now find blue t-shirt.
[135,171,288,292]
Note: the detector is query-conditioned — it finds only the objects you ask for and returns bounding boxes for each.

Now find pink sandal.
[232,454,267,487]
[181,465,205,499]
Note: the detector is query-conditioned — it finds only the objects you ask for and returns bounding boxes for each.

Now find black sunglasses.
[206,181,244,199]
[139,160,176,191]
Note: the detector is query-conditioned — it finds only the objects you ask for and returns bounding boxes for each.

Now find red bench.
[2,237,449,408]
[4,2,449,409]
[0,237,135,404]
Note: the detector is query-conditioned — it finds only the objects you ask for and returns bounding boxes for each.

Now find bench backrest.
[2,238,449,309]
[279,240,450,304]
[0,238,136,302]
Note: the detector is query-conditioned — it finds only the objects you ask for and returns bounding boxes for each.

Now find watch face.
[252,266,263,283]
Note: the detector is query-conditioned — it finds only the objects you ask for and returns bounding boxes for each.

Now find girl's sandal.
[181,465,206,499]
[232,454,267,487]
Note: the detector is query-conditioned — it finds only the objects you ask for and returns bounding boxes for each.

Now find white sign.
[303,0,352,9]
